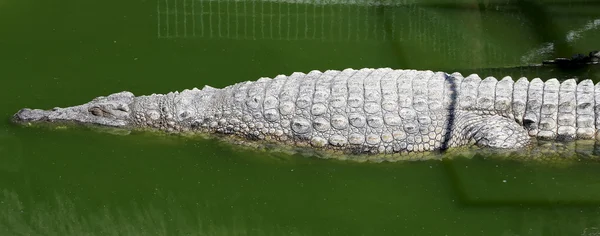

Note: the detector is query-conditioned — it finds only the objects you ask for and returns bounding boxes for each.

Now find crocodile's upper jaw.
[12,91,136,128]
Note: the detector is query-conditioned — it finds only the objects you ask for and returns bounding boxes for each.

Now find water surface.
[2,0,600,235]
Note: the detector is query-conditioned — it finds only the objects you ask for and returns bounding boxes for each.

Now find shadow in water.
[442,141,600,208]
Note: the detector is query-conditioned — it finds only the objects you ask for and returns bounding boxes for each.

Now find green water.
[2,0,600,235]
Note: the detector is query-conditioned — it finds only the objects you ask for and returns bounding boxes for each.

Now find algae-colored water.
[2,0,600,235]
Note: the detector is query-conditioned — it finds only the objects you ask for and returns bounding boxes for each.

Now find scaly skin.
[12,68,600,155]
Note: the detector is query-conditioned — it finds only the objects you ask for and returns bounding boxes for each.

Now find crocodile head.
[12,91,135,128]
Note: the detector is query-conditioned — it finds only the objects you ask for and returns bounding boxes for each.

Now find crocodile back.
[205,68,473,154]
[200,68,599,154]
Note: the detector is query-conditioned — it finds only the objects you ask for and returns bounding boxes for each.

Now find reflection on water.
[156,0,600,75]
[0,130,22,173]
[521,18,600,64]
[0,189,307,236]
[157,0,425,41]
[208,129,600,164]
[451,139,600,165]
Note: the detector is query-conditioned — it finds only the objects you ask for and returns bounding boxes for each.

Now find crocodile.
[11,68,600,156]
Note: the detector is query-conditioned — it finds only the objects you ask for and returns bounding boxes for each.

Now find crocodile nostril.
[13,108,49,122]
[116,105,129,112]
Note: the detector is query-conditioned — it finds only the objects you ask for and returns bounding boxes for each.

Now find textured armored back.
[196,68,599,154]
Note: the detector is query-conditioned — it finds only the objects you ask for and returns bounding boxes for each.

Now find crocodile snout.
[12,108,50,123]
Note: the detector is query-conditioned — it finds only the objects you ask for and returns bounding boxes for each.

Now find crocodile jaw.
[12,91,135,128]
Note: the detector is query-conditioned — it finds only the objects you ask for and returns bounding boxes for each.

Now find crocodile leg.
[452,112,531,149]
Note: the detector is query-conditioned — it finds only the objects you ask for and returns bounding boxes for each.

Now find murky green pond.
[2,0,600,235]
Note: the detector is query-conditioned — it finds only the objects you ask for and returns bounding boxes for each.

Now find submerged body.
[12,68,600,155]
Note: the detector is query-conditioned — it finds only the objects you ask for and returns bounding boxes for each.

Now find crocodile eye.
[89,107,104,116]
